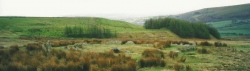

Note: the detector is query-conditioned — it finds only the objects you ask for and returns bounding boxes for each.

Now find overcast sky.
[0,0,250,18]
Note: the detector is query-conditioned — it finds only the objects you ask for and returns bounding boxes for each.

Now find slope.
[0,17,179,39]
[172,3,250,22]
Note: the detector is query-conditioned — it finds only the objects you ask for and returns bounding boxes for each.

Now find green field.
[208,20,250,36]
[0,17,146,37]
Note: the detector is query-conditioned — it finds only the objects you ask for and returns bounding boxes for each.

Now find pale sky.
[0,0,250,18]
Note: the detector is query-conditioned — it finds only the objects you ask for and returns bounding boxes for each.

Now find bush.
[142,49,164,58]
[0,46,4,49]
[9,44,19,54]
[154,41,171,49]
[26,43,43,51]
[173,63,183,71]
[222,43,227,47]
[178,56,186,63]
[139,57,165,68]
[197,47,210,54]
[169,51,178,59]
[200,41,212,46]
[186,65,192,71]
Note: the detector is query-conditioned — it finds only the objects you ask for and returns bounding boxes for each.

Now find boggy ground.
[0,38,250,71]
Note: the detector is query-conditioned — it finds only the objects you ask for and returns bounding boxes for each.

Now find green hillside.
[208,19,250,36]
[0,17,180,39]
[173,3,250,22]
[169,3,250,37]
[0,17,144,37]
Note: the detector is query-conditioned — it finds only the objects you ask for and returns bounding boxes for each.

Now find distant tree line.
[64,24,116,38]
[144,18,220,39]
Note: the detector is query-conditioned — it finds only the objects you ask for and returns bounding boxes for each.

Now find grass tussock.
[173,63,184,71]
[154,40,171,49]
[169,51,179,59]
[214,42,228,47]
[142,49,164,58]
[200,41,213,46]
[197,47,210,54]
[140,49,166,68]
[0,46,136,71]
[139,57,165,68]
[177,56,186,63]
[26,43,43,51]
[9,44,19,55]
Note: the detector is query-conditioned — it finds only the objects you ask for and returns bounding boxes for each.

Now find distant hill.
[171,3,250,22]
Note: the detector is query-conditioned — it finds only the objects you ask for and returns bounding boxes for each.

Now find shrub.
[173,63,183,71]
[139,57,163,68]
[200,41,212,46]
[126,60,136,71]
[169,51,178,59]
[197,47,210,54]
[9,44,19,54]
[214,42,223,47]
[178,56,186,63]
[26,43,43,51]
[51,49,66,59]
[0,46,4,49]
[121,40,128,45]
[79,56,91,71]
[186,65,192,71]
[222,43,227,47]
[142,49,164,58]
[154,41,171,49]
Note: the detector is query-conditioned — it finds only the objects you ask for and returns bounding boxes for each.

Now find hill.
[168,3,250,37]
[172,3,250,22]
[0,17,179,39]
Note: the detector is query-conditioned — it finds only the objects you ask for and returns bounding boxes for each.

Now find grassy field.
[1,38,250,71]
[1,17,250,71]
[0,17,179,40]
[208,20,250,36]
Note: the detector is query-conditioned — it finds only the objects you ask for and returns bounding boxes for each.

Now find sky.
[0,0,250,18]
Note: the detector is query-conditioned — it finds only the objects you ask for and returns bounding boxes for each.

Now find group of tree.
[64,24,116,38]
[144,17,220,39]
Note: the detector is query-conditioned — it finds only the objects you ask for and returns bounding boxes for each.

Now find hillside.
[0,17,179,39]
[172,3,250,22]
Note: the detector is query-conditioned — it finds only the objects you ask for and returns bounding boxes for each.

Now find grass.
[0,17,179,39]
[0,17,142,37]
[208,20,250,36]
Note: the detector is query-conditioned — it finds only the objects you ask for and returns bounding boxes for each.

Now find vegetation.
[144,17,221,39]
[64,24,116,38]
[0,17,142,38]
[173,3,250,22]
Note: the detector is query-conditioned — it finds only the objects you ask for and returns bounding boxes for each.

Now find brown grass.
[121,40,129,45]
[186,64,192,71]
[197,47,210,54]
[178,56,186,63]
[142,49,164,58]
[139,57,166,68]
[154,40,171,49]
[169,51,178,59]
[173,63,183,71]
[26,43,43,51]
[200,41,213,46]
[9,44,19,55]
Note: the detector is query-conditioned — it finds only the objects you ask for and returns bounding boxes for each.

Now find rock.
[125,41,135,45]
[106,40,121,44]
